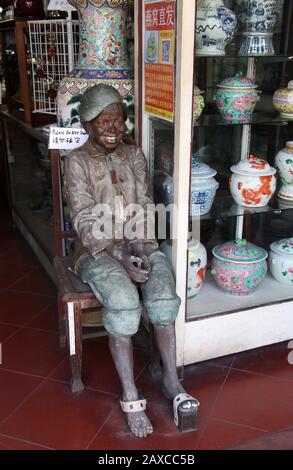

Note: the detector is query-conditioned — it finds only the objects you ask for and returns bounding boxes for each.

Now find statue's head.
[79,84,126,150]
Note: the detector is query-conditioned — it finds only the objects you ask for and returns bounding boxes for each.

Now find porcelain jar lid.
[191,156,217,179]
[213,239,268,264]
[231,155,276,176]
[194,86,204,95]
[217,73,257,89]
[270,238,293,256]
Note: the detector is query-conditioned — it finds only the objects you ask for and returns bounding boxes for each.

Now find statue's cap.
[79,84,123,122]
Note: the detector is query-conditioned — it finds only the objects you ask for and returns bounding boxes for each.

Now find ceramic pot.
[269,238,293,285]
[15,0,44,18]
[237,0,284,56]
[196,0,237,56]
[211,238,268,295]
[193,86,205,122]
[215,73,260,121]
[275,141,293,202]
[57,0,134,131]
[160,239,207,298]
[273,81,293,120]
[230,154,276,207]
[190,157,219,216]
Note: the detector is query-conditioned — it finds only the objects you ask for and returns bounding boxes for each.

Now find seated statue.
[64,83,199,438]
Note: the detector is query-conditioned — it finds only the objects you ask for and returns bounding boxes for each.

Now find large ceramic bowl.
[211,239,268,296]
[229,155,276,207]
[273,80,293,119]
[215,74,260,121]
[269,238,293,285]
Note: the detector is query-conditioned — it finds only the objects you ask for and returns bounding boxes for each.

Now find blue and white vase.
[237,0,284,56]
[196,0,237,56]
[190,156,219,216]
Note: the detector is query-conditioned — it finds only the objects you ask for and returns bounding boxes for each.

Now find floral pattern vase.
[237,0,284,56]
[275,141,293,201]
[196,0,237,56]
[211,239,268,296]
[57,0,134,130]
[215,73,260,121]
[193,86,205,122]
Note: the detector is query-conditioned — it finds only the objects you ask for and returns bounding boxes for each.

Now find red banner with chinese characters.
[144,0,175,121]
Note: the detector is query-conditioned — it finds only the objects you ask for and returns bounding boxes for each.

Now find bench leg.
[58,293,66,348]
[66,301,84,393]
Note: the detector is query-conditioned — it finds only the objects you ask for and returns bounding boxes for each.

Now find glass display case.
[140,0,293,367]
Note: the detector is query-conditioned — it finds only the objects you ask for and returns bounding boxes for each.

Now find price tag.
[49,127,89,150]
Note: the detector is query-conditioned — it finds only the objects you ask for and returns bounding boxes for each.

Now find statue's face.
[86,102,125,150]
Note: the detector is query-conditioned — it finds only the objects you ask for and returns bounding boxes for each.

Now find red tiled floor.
[0,370,41,422]
[197,418,267,450]
[0,244,39,267]
[88,403,203,450]
[231,427,293,450]
[11,267,56,297]
[27,302,59,333]
[1,328,66,377]
[232,342,293,382]
[0,290,52,326]
[0,434,50,450]
[0,323,19,342]
[1,379,117,450]
[49,336,149,395]
[211,369,293,432]
[0,263,35,290]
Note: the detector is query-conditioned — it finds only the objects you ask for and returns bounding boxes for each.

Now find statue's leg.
[77,253,153,438]
[141,252,200,432]
[109,334,153,438]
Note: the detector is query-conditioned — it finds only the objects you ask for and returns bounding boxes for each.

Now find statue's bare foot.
[120,398,153,438]
[126,410,153,438]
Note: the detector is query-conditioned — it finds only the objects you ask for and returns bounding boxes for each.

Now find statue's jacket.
[64,139,157,271]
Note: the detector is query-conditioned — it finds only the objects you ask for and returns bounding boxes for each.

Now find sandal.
[173,393,200,432]
[120,398,147,413]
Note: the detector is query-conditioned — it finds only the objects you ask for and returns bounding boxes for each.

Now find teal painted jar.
[215,73,260,122]
[211,239,268,296]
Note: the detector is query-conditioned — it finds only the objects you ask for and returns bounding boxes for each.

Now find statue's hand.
[129,240,158,258]
[123,254,151,284]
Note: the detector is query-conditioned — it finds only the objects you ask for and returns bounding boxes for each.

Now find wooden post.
[15,21,31,124]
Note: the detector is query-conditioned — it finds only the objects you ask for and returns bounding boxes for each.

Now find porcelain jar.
[193,86,205,123]
[273,81,293,120]
[269,238,293,285]
[160,239,207,298]
[215,73,260,121]
[190,157,219,216]
[237,0,284,56]
[57,0,134,130]
[211,239,268,295]
[275,141,293,202]
[230,155,276,207]
[196,0,237,56]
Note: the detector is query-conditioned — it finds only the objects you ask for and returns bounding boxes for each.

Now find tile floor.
[0,195,292,450]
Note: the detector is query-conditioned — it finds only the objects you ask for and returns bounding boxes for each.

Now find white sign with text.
[49,127,89,150]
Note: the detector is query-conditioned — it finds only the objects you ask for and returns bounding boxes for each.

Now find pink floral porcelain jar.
[215,73,260,121]
[211,239,268,296]
[229,155,276,207]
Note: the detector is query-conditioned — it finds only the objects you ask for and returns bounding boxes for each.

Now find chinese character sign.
[49,128,89,150]
[144,0,175,121]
